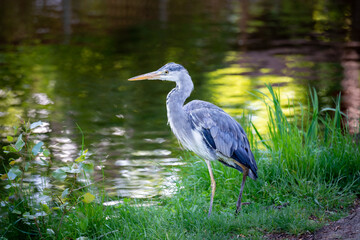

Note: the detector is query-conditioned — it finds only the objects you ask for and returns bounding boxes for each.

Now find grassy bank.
[1,86,359,239]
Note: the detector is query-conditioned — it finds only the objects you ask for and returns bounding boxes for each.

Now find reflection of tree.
[0,0,231,43]
[350,0,360,41]
[341,0,360,134]
[159,0,169,27]
[0,0,34,42]
[341,48,360,134]
[238,0,249,48]
[63,0,72,42]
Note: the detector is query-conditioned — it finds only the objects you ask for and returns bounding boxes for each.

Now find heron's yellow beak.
[128,71,161,81]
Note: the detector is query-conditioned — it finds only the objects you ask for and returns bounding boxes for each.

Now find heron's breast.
[168,119,216,160]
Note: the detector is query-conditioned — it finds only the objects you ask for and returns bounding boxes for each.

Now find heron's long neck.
[166,74,193,130]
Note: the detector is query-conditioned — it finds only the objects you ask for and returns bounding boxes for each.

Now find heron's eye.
[164,70,169,74]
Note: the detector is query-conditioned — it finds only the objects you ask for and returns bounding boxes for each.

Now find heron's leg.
[235,168,249,215]
[205,160,216,217]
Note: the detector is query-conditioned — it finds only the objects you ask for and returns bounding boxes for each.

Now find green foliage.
[0,120,95,239]
[252,85,359,187]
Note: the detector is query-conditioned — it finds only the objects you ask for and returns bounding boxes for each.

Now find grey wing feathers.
[184,100,258,179]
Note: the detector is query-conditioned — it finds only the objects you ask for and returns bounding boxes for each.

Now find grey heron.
[128,62,258,216]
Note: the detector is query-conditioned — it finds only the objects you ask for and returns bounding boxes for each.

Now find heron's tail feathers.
[248,169,257,180]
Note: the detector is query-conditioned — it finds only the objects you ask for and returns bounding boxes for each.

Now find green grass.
[1,85,359,239]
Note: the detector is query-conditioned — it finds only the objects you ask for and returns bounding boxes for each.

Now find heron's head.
[128,62,189,82]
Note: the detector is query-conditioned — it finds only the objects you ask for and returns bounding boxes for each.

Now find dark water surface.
[0,0,359,199]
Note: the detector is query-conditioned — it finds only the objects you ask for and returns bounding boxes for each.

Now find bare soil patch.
[314,205,360,240]
[267,200,360,240]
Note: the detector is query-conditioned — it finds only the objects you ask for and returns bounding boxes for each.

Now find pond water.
[0,0,359,199]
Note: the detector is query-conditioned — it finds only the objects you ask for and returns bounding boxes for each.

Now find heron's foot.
[234,202,251,216]
[235,207,241,216]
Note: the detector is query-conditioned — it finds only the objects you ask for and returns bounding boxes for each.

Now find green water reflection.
[0,0,359,199]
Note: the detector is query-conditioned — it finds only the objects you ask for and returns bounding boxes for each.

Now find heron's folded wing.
[184,100,257,178]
